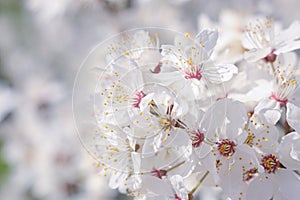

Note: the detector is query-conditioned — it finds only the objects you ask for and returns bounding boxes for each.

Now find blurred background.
[0,0,298,199]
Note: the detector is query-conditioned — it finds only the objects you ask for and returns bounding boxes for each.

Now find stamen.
[184,67,202,80]
[132,91,146,108]
[245,134,255,147]
[261,154,280,173]
[189,130,205,148]
[243,168,258,181]
[218,139,236,157]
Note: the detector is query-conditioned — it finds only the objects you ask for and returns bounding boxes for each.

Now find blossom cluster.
[78,16,300,200]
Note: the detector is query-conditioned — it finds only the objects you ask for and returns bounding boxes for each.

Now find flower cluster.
[86,16,300,200]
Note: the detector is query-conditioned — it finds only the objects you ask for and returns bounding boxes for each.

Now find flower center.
[132,91,146,108]
[158,116,174,131]
[261,154,280,173]
[218,139,236,157]
[190,130,205,148]
[243,167,258,182]
[264,49,277,63]
[184,66,202,80]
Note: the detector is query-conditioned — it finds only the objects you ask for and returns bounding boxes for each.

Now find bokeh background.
[0,0,299,199]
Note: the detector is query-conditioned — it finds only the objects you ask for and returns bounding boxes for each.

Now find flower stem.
[166,161,185,172]
[188,171,209,195]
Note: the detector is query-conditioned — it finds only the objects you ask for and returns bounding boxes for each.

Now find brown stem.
[166,161,185,172]
[188,171,209,195]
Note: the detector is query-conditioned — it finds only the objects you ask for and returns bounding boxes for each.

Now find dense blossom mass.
[1,1,300,200]
[83,15,300,200]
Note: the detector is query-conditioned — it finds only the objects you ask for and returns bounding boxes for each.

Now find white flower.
[254,53,300,124]
[197,99,259,197]
[93,123,141,174]
[106,30,160,66]
[242,17,300,62]
[245,144,300,200]
[236,113,300,200]
[198,99,285,199]
[228,113,281,200]
[94,67,145,126]
[149,30,237,112]
[160,30,238,84]
[246,153,300,200]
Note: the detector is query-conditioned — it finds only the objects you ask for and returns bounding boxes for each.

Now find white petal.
[274,52,298,68]
[131,152,141,173]
[139,93,155,112]
[237,80,272,102]
[119,68,144,91]
[216,63,238,82]
[109,172,127,189]
[200,153,221,184]
[275,20,300,54]
[195,29,218,56]
[219,145,258,199]
[141,175,173,196]
[202,62,237,84]
[254,98,281,124]
[244,47,271,62]
[201,98,248,140]
[276,21,300,43]
[133,30,151,47]
[278,132,300,170]
[170,175,189,199]
[169,129,191,147]
[273,190,288,200]
[275,40,300,54]
[194,143,212,159]
[201,62,224,84]
[248,114,280,153]
[276,169,300,200]
[286,102,300,133]
[246,174,274,200]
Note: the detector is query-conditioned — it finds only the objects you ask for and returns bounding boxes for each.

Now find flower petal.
[276,169,300,200]
[216,63,238,82]
[141,175,173,196]
[109,172,128,189]
[254,98,281,124]
[278,132,300,170]
[244,47,271,62]
[195,29,218,57]
[275,20,300,54]
[246,174,274,200]
[286,102,300,132]
[201,98,248,140]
